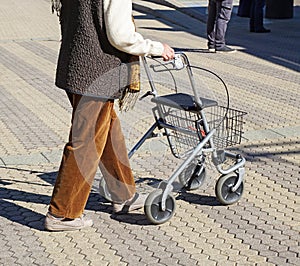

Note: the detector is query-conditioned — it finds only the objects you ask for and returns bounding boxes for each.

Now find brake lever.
[139,91,155,100]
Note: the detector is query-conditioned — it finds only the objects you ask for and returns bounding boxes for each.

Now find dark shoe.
[250,28,271,33]
[216,46,236,53]
[44,212,93,231]
[113,193,147,214]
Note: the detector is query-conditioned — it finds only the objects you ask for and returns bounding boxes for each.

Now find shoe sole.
[45,225,80,231]
[44,220,93,231]
[45,224,92,231]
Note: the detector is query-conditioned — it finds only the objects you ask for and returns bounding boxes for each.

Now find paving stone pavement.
[0,0,299,265]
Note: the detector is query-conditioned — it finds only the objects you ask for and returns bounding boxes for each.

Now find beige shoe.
[113,193,147,214]
[44,212,93,231]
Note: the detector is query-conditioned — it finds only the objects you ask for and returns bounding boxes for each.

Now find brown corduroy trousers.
[49,93,136,219]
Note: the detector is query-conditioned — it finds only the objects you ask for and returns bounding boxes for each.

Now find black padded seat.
[151,93,218,111]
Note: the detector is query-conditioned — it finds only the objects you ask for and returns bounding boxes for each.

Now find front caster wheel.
[144,190,176,225]
[215,174,244,205]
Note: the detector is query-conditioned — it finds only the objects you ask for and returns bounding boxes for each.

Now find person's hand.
[161,44,175,61]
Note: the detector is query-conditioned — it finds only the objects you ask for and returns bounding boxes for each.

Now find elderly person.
[45,0,175,231]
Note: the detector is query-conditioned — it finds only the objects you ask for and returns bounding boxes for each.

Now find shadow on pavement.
[0,187,50,230]
[176,192,221,206]
[136,6,300,72]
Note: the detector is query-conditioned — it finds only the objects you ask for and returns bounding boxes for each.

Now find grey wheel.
[99,177,112,202]
[179,162,206,190]
[144,189,176,225]
[215,174,244,205]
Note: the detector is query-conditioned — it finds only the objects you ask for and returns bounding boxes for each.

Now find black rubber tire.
[215,174,244,205]
[144,189,176,225]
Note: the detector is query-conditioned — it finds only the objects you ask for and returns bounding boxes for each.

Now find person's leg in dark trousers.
[214,0,234,49]
[207,0,234,50]
[48,92,136,219]
[250,0,269,32]
[207,0,217,50]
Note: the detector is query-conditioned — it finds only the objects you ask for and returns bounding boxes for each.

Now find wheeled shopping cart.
[100,52,247,225]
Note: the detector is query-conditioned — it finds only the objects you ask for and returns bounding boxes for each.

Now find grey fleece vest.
[55,0,131,99]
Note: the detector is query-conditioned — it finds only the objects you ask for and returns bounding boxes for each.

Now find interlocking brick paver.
[140,256,160,264]
[288,257,300,265]
[32,257,55,266]
[158,257,179,265]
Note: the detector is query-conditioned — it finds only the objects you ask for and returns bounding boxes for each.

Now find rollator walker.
[100,52,247,225]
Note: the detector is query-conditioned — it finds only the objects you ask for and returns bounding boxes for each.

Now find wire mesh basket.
[159,106,202,157]
[206,105,247,149]
[158,104,247,157]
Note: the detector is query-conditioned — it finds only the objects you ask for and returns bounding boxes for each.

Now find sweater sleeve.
[103,0,164,56]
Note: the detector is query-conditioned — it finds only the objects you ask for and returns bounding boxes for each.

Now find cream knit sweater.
[104,0,164,56]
